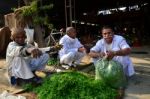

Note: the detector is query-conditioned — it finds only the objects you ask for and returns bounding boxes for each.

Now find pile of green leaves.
[32,71,118,99]
[47,58,58,66]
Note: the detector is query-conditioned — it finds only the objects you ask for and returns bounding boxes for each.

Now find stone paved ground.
[124,46,150,99]
[0,46,150,99]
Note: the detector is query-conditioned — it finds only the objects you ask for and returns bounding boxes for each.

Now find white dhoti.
[8,53,49,79]
[122,57,135,77]
[9,57,34,79]
[60,51,85,66]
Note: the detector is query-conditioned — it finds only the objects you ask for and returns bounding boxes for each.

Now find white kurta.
[6,41,49,79]
[90,35,135,76]
[59,35,85,66]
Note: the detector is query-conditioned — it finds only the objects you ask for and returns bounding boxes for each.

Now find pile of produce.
[47,58,58,66]
[30,71,118,99]
[95,59,127,89]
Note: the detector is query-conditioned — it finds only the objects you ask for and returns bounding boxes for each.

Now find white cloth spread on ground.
[59,34,85,66]
[90,35,135,76]
[6,41,49,79]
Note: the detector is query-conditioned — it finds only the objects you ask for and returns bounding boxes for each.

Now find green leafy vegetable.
[47,58,58,66]
[33,71,118,99]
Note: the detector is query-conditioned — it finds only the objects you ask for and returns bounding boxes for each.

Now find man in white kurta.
[89,26,135,77]
[59,27,86,68]
[6,42,49,79]
[6,28,49,84]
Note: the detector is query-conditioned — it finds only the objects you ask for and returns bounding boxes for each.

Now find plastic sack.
[95,58,127,89]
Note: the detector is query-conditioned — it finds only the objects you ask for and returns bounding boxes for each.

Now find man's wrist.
[98,53,102,57]
[113,51,117,56]
[114,50,123,56]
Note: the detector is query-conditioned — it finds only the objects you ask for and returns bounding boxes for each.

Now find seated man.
[59,27,86,69]
[89,25,135,77]
[6,27,58,85]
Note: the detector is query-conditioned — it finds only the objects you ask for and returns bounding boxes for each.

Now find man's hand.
[98,52,105,58]
[78,47,86,53]
[55,43,63,50]
[89,51,105,58]
[105,51,115,60]
[31,49,42,58]
[51,44,63,51]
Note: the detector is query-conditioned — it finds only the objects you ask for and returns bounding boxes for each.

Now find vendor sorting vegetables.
[89,25,135,77]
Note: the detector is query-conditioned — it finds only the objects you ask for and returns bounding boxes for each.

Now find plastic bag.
[95,58,127,89]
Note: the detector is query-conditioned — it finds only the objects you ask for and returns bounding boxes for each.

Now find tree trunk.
[34,25,46,47]
[0,27,11,57]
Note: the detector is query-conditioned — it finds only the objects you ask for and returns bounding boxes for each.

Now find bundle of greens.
[31,71,118,99]
[47,58,58,66]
